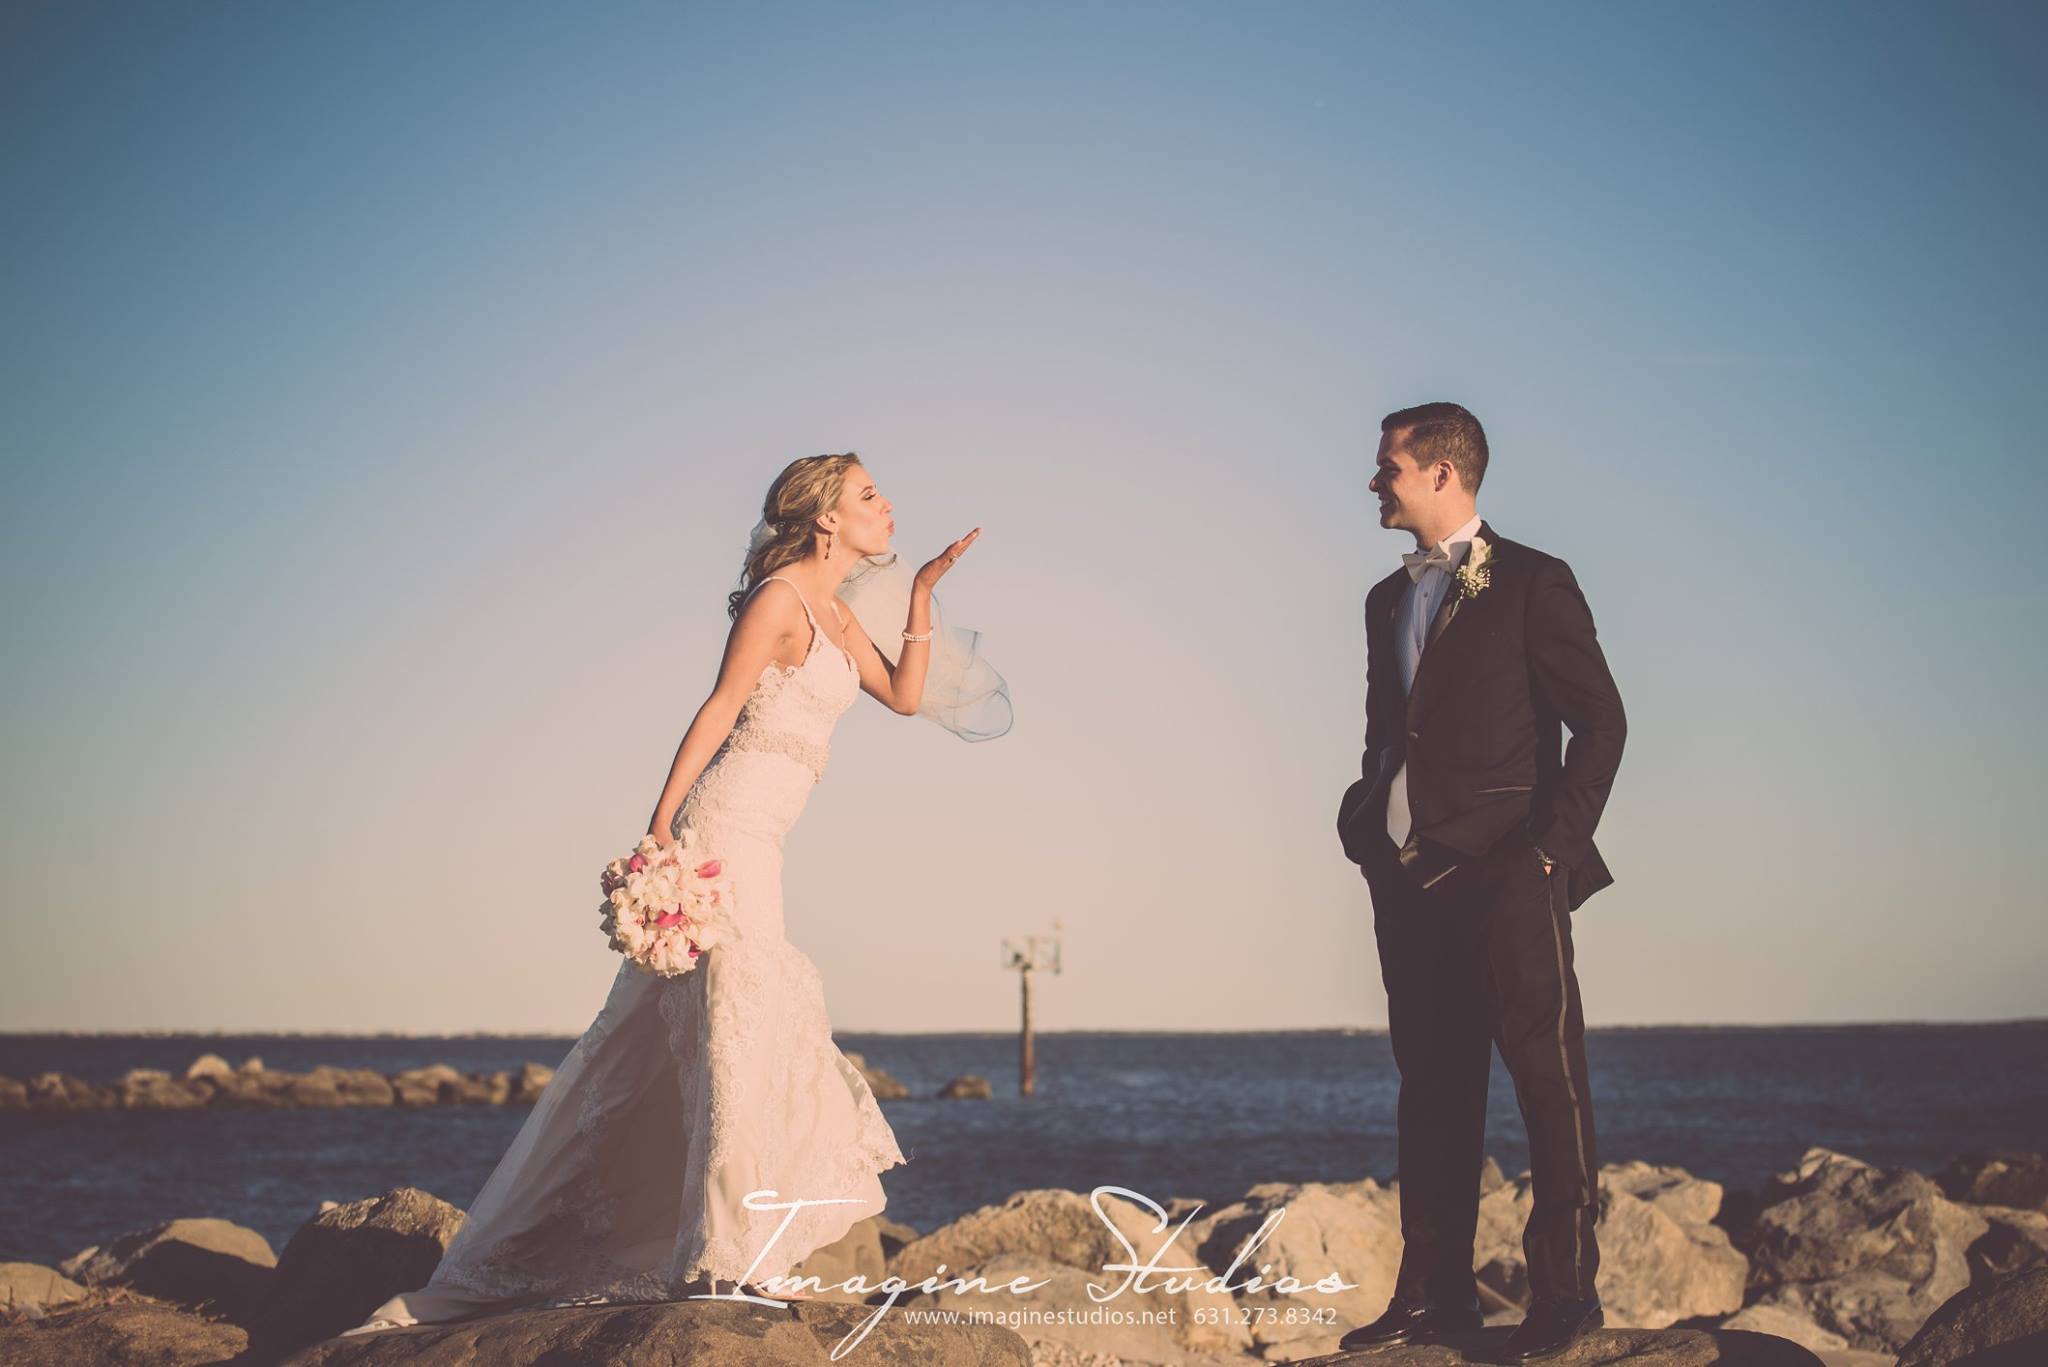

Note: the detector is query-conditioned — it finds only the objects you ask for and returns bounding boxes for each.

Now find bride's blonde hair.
[728,452,865,620]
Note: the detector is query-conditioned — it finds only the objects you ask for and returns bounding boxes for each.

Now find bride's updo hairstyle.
[727,452,866,620]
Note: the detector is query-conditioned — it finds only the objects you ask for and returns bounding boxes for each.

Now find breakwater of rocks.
[0,1050,967,1110]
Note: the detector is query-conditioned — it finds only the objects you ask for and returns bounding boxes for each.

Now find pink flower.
[687,944,702,958]
[696,860,722,879]
[627,854,646,873]
[654,906,689,929]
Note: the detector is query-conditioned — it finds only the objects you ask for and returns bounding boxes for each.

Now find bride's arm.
[839,586,932,716]
[644,588,803,840]
[840,527,980,716]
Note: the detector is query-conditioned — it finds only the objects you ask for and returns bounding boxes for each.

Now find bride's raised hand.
[914,528,981,593]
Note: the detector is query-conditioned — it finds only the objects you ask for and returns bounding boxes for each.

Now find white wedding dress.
[350,575,907,1331]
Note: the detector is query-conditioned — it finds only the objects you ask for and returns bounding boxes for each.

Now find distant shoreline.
[2,1018,2043,1039]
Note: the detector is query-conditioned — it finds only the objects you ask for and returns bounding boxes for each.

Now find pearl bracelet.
[902,630,933,643]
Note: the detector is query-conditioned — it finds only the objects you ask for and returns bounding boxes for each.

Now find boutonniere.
[1453,537,1495,601]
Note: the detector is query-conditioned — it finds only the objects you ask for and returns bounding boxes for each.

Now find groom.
[1335,402,1627,1361]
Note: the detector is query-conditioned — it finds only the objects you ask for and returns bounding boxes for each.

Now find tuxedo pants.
[1362,832,1601,1307]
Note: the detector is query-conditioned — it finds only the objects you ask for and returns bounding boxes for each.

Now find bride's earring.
[826,528,836,559]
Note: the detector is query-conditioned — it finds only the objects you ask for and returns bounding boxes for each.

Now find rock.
[510,1061,553,1103]
[843,1052,909,1101]
[388,1063,482,1106]
[1472,1164,1746,1329]
[116,1068,210,1109]
[1938,1152,2048,1214]
[1182,1177,1402,1356]
[1284,1324,1830,1363]
[251,1186,468,1356]
[285,1066,399,1108]
[875,1216,920,1261]
[280,1297,1030,1364]
[24,1071,113,1110]
[936,1075,992,1099]
[183,1053,235,1083]
[0,1074,25,1108]
[0,1298,249,1366]
[238,1055,264,1073]
[1896,1263,2048,1367]
[1720,1300,1850,1353]
[1605,1160,1727,1227]
[923,1251,1194,1364]
[1478,1155,1506,1196]
[787,1215,888,1304]
[0,1263,87,1313]
[61,1217,276,1324]
[888,1187,1253,1358]
[1966,1205,2048,1284]
[1746,1147,1988,1352]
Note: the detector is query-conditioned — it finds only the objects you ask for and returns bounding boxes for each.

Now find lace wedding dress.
[349,575,906,1331]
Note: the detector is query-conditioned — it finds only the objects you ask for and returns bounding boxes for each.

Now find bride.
[348,452,1007,1332]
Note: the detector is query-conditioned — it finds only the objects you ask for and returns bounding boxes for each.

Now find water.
[3,1024,2043,1267]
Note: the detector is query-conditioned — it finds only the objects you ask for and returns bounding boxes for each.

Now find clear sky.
[3,1,2041,1033]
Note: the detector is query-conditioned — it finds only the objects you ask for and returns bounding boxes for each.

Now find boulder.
[0,1074,26,1108]
[0,1297,249,1366]
[237,1055,264,1073]
[1182,1177,1402,1357]
[1473,1163,1746,1328]
[251,1186,468,1356]
[887,1187,1253,1358]
[936,1075,992,1100]
[211,1066,306,1109]
[183,1053,235,1083]
[285,1066,398,1108]
[24,1072,113,1110]
[1284,1324,1832,1363]
[1967,1204,2048,1286]
[389,1063,503,1106]
[280,1297,1030,1364]
[874,1216,920,1261]
[786,1214,888,1304]
[922,1251,1194,1364]
[1746,1147,1988,1352]
[843,1052,909,1100]
[116,1068,210,1109]
[1897,1263,2048,1367]
[61,1217,276,1324]
[1938,1152,2048,1214]
[509,1061,553,1103]
[0,1263,87,1313]
[1719,1300,1849,1353]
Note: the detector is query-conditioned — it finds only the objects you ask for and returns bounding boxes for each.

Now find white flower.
[1454,537,1495,600]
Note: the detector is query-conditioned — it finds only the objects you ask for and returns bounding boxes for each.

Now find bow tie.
[1402,545,1458,581]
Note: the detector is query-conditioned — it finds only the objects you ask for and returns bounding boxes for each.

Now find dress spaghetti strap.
[757,574,823,658]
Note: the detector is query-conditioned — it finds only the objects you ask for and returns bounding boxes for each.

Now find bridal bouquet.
[597,830,736,977]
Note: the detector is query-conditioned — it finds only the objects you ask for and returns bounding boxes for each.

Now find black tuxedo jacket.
[1336,521,1627,912]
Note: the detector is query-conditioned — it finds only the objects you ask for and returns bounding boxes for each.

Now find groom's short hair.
[1383,402,1488,494]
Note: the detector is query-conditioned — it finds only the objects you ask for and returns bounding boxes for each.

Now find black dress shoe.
[1502,1295,1603,1360]
[1337,1293,1483,1349]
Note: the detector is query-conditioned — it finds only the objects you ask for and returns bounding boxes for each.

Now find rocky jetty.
[0,1052,556,1111]
[0,1050,914,1112]
[1,1145,2042,1365]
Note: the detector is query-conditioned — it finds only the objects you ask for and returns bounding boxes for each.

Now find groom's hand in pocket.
[1337,777,1374,863]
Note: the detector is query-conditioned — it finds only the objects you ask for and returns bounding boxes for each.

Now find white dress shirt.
[1387,510,1483,847]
